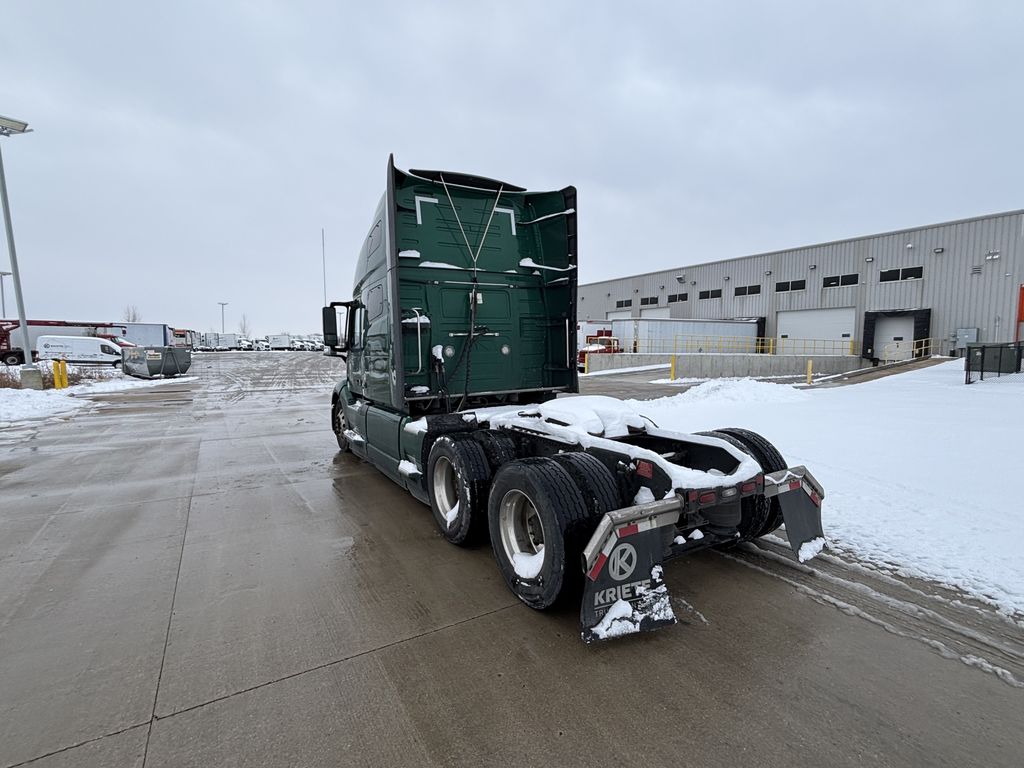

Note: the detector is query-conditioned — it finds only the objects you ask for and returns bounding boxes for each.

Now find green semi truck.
[324,157,826,641]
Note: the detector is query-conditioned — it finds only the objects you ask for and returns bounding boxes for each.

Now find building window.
[824,273,858,288]
[615,299,633,308]
[639,296,659,306]
[879,269,900,282]
[879,266,923,282]
[698,289,722,300]
[734,284,761,297]
[776,279,807,293]
[667,293,688,303]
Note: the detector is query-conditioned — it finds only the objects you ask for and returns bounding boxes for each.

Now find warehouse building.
[579,209,1024,360]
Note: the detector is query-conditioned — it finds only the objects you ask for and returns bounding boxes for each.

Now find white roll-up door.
[875,315,916,361]
[639,307,670,319]
[776,307,856,355]
[606,310,632,320]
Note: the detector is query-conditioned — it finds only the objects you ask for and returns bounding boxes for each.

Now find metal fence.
[879,337,940,363]
[624,335,857,356]
[965,341,1024,384]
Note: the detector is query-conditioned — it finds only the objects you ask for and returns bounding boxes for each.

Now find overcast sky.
[2,2,1022,337]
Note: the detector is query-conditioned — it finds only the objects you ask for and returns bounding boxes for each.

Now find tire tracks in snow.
[725,537,1024,689]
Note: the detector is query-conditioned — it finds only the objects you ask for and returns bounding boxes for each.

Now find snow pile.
[0,388,90,425]
[0,375,198,428]
[798,536,827,563]
[670,378,809,404]
[630,360,1024,616]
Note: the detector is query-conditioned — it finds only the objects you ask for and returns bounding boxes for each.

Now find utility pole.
[0,113,40,387]
[218,301,228,334]
[322,227,327,306]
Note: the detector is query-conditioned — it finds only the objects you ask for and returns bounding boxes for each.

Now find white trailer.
[268,334,291,350]
[124,323,172,347]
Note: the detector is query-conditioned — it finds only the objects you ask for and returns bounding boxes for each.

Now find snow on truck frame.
[323,158,826,642]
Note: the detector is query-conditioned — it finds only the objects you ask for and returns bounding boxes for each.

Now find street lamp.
[0,270,11,317]
[0,113,40,387]
[218,301,228,334]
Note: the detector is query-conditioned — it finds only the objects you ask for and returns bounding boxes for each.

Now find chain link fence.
[965,341,1024,384]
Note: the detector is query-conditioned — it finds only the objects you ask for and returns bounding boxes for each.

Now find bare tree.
[238,313,251,338]
[122,304,142,322]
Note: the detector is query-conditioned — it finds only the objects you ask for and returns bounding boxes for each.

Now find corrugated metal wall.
[578,209,1024,350]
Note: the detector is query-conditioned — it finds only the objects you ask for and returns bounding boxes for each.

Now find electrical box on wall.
[955,328,979,349]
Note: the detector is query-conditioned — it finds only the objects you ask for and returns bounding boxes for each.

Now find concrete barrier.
[585,352,865,378]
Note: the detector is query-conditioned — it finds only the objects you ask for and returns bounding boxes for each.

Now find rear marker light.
[636,460,654,479]
[698,492,717,505]
[740,481,757,493]
[618,523,640,538]
[789,480,801,492]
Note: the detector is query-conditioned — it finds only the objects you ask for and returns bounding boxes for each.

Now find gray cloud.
[2,1,1021,336]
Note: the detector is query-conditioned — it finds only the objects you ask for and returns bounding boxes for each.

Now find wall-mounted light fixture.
[606,292,611,297]
[985,251,1001,261]
[933,247,944,254]
[690,280,697,285]
[659,285,664,290]
[675,275,686,283]
[764,270,772,276]
[723,276,730,281]
[865,257,874,263]
[809,264,817,270]
[905,243,914,249]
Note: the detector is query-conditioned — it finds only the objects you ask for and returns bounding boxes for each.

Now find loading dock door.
[776,307,856,355]
[875,315,916,361]
[606,310,632,321]
[639,307,671,319]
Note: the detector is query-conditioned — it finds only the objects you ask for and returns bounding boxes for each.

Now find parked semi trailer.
[1,319,128,365]
[324,158,826,641]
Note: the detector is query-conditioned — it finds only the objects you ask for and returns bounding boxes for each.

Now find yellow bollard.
[52,359,60,389]
[584,352,589,375]
[60,360,68,389]
[806,358,813,385]
[670,354,676,380]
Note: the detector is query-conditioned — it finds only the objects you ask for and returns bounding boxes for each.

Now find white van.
[36,335,123,367]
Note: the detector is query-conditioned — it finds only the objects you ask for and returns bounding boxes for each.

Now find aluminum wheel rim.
[498,489,546,564]
[432,456,458,525]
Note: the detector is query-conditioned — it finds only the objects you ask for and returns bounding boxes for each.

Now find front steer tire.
[427,434,492,546]
[331,399,349,453]
[487,458,593,610]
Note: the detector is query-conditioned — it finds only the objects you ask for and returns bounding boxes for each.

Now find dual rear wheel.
[425,438,618,609]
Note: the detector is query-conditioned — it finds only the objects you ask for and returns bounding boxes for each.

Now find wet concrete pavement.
[1,352,1021,767]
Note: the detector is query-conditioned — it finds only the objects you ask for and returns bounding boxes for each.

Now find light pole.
[218,301,228,334]
[0,270,10,317]
[0,113,40,387]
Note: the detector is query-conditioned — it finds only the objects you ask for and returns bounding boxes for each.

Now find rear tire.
[487,458,593,610]
[427,434,491,546]
[551,452,622,517]
[713,427,787,538]
[471,429,517,471]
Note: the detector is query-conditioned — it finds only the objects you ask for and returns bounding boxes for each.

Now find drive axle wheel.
[427,434,491,546]
[487,458,593,610]
[712,427,788,539]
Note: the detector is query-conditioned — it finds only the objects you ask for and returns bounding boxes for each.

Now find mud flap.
[763,466,826,562]
[580,523,676,643]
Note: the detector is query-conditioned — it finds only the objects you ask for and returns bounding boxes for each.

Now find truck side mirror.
[323,306,348,352]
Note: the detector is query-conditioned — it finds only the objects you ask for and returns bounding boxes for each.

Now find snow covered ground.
[625,360,1024,617]
[0,368,196,427]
